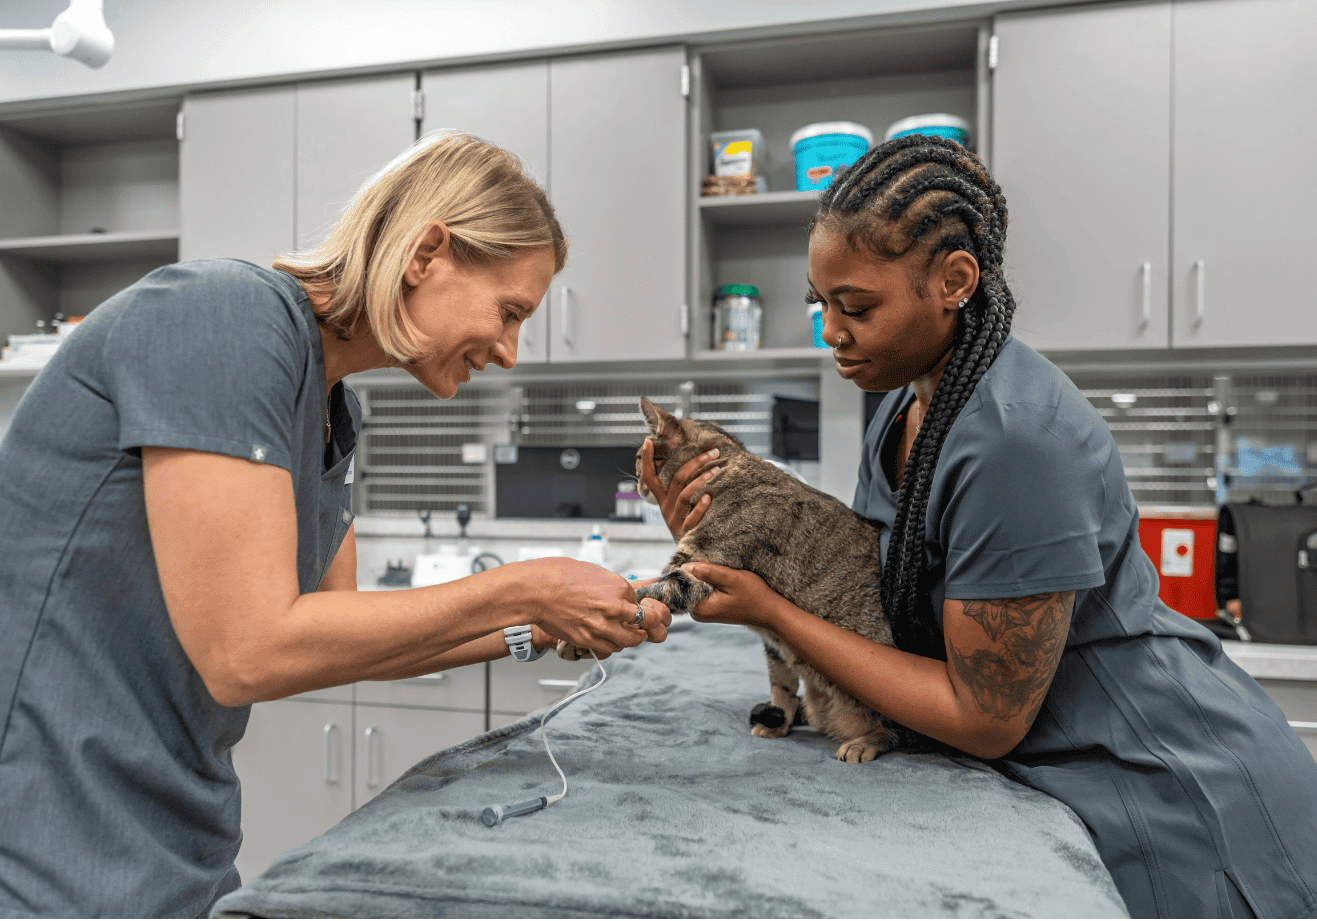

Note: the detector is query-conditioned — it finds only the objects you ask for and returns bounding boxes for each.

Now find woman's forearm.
[764,596,1008,758]
[220,563,545,704]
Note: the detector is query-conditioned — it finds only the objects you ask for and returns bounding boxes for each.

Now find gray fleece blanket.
[212,623,1127,918]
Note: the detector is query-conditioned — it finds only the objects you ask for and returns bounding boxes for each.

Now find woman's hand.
[638,439,721,539]
[515,558,671,654]
[680,561,782,629]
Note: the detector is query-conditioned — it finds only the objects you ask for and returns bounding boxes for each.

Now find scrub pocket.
[316,449,356,588]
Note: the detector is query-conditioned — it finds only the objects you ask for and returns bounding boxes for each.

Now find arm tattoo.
[949,592,1073,724]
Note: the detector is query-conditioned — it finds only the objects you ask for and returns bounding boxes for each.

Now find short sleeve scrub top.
[0,260,360,917]
[855,336,1317,919]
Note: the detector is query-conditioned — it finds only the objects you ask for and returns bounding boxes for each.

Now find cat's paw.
[834,731,896,764]
[555,639,592,661]
[749,702,790,739]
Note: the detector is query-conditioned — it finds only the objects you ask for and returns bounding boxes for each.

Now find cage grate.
[353,377,818,517]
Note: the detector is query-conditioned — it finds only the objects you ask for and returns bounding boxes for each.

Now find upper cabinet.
[180,86,296,265]
[993,2,1171,351]
[295,75,418,251]
[182,76,416,267]
[1170,0,1317,348]
[421,61,551,364]
[993,0,1317,352]
[547,47,689,363]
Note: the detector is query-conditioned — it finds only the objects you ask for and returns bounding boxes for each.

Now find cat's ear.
[640,397,677,439]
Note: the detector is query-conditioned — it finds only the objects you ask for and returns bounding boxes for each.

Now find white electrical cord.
[481,650,608,826]
[539,649,608,806]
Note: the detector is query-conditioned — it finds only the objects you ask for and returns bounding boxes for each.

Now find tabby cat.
[562,397,899,763]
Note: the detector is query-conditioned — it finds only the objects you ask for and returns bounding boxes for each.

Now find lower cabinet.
[231,696,354,885]
[490,654,598,729]
[233,656,595,882]
[355,705,485,808]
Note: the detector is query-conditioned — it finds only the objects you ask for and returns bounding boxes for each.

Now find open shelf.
[694,346,827,361]
[0,230,179,263]
[698,190,820,227]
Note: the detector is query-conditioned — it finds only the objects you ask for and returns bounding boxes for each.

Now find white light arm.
[0,0,114,69]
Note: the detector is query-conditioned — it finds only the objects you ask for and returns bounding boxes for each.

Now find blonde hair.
[273,132,567,362]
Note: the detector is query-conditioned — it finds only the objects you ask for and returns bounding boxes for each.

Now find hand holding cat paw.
[640,439,720,539]
[679,562,780,628]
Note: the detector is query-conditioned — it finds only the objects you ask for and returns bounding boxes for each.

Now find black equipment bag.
[1214,480,1317,644]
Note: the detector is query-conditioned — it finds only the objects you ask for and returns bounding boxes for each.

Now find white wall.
[0,0,1063,108]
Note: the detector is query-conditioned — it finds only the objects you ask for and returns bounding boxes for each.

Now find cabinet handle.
[1140,262,1151,328]
[1291,721,1317,731]
[560,286,574,347]
[364,726,381,788]
[538,678,580,689]
[1194,260,1206,328]
[323,723,340,785]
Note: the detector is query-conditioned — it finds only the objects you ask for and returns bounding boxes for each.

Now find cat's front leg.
[556,569,711,661]
[750,644,802,740]
[635,566,713,614]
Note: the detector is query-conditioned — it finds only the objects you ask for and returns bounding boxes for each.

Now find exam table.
[212,623,1128,918]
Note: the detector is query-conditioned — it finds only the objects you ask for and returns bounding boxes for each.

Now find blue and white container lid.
[883,113,971,146]
[788,121,874,151]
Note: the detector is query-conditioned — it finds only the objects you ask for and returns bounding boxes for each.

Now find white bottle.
[580,525,607,565]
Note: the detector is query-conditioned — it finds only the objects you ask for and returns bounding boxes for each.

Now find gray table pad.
[213,623,1128,918]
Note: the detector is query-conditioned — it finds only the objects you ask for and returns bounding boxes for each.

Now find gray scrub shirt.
[0,260,359,917]
[855,336,1317,919]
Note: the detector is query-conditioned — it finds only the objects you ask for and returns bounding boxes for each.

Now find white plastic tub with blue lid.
[883,114,971,146]
[789,121,873,191]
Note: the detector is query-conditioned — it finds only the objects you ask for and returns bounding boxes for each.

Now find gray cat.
[563,397,899,763]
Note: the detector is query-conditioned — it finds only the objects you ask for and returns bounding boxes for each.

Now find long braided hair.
[812,135,1017,660]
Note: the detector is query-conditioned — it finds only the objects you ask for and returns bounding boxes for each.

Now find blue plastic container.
[789,121,873,191]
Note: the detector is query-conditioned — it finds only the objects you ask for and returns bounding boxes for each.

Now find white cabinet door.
[179,86,295,265]
[355,705,486,807]
[422,61,551,364]
[232,698,353,884]
[992,2,1171,351]
[548,47,688,362]
[296,74,418,250]
[1171,0,1317,347]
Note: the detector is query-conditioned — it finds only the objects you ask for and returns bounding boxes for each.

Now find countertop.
[1221,641,1317,682]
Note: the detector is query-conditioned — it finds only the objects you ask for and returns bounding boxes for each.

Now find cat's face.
[635,397,743,501]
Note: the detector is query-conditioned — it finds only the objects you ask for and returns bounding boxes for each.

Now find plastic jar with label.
[712,284,762,351]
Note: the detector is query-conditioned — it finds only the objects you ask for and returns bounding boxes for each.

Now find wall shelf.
[0,230,179,263]
[698,190,819,227]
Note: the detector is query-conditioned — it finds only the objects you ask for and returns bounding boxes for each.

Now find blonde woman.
[0,133,670,918]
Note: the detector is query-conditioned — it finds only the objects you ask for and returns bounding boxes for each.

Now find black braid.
[813,136,1017,660]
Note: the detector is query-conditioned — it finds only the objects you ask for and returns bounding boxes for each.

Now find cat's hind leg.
[804,680,897,763]
[750,644,802,740]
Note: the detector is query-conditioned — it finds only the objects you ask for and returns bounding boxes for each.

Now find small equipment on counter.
[1,314,83,367]
[711,284,762,351]
[884,113,971,147]
[789,121,872,191]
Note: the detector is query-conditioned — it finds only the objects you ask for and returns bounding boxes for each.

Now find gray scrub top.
[0,260,359,917]
[855,336,1317,919]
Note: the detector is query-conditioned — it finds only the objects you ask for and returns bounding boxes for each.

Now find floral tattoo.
[949,592,1074,724]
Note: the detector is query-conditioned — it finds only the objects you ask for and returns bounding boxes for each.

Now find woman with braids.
[641,135,1317,919]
